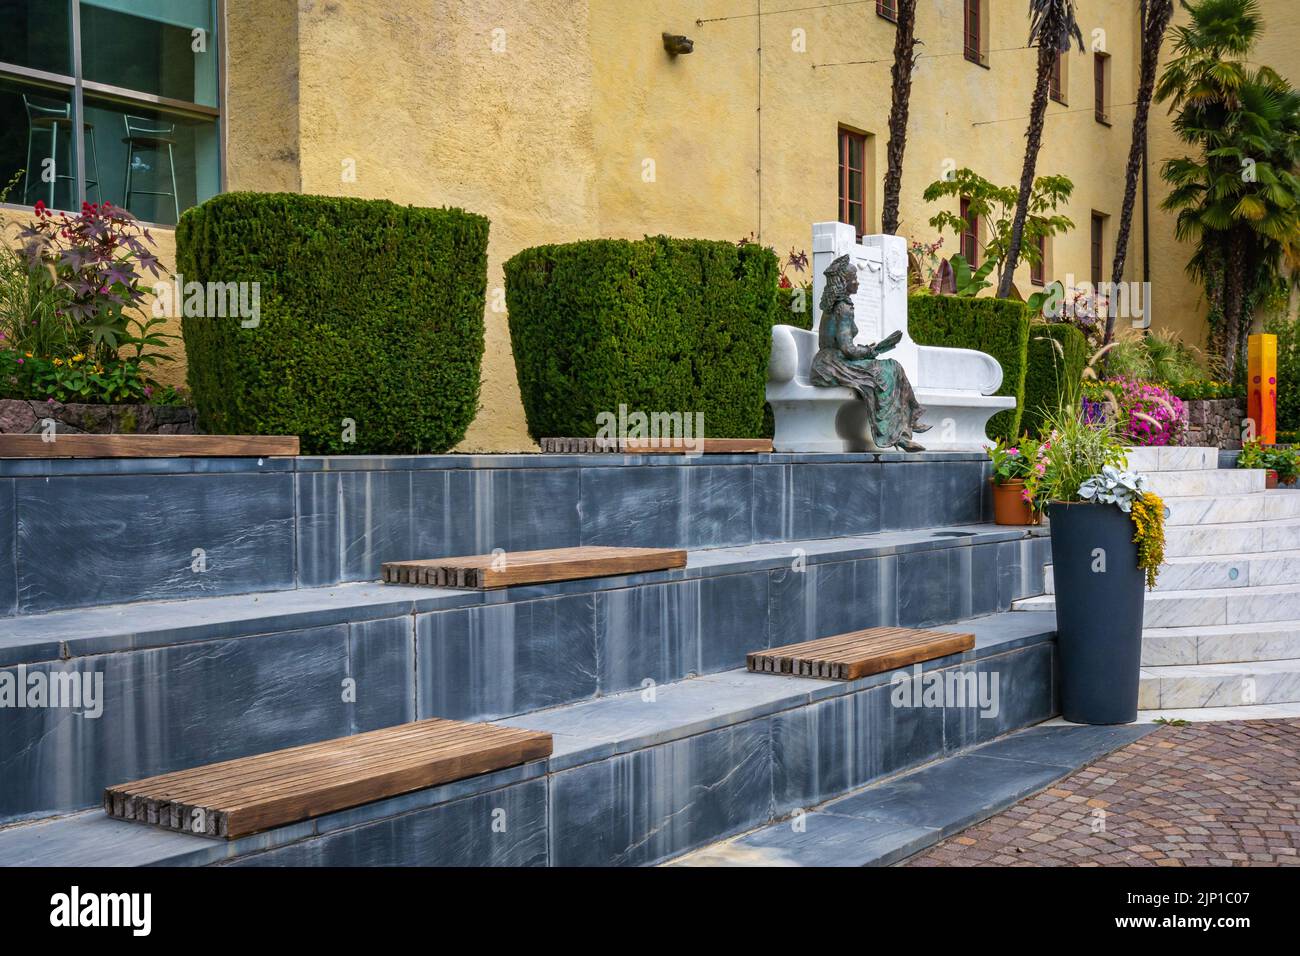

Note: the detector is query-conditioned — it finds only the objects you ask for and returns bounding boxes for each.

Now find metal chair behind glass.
[22,94,102,208]
[122,114,180,223]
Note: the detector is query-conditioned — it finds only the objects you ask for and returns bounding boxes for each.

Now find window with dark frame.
[1091,213,1106,286]
[0,0,222,227]
[1050,52,1066,105]
[964,0,983,65]
[839,127,868,239]
[876,0,899,23]
[1030,234,1046,287]
[960,196,979,267]
[1094,52,1110,123]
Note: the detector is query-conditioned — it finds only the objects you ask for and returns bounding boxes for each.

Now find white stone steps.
[1015,582,1300,628]
[1123,446,1219,473]
[1143,620,1300,666]
[1139,658,1300,710]
[1164,517,1300,557]
[1164,490,1300,526]
[1045,548,1300,594]
[1141,467,1265,499]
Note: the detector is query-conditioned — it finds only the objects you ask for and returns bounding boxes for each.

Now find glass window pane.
[0,0,73,75]
[0,78,79,211]
[849,169,862,204]
[81,0,218,107]
[84,94,217,225]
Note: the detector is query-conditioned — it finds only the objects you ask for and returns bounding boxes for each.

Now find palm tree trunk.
[1223,231,1248,374]
[997,39,1058,299]
[1106,0,1174,345]
[881,0,920,236]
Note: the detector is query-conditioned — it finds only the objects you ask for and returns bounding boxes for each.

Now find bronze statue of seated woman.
[811,253,929,452]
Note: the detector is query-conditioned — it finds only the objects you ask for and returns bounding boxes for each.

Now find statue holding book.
[811,253,929,452]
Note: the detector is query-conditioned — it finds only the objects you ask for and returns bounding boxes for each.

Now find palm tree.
[1157,0,1300,372]
[1104,0,1175,347]
[881,0,920,236]
[997,1,1084,299]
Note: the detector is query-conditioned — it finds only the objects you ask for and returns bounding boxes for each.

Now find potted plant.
[1236,441,1295,488]
[986,436,1040,525]
[1024,410,1166,724]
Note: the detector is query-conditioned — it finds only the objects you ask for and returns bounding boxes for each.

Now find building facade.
[1,0,1295,451]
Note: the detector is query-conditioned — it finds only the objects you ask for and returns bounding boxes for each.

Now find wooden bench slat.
[748,627,975,682]
[104,718,552,839]
[0,434,300,459]
[382,546,687,590]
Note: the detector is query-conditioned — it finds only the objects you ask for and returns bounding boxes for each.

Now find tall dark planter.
[1046,501,1145,724]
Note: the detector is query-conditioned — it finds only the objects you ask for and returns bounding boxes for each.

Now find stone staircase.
[1014,446,1300,711]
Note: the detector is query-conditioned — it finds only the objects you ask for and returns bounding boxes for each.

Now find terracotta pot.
[990,478,1040,526]
[1267,470,1279,489]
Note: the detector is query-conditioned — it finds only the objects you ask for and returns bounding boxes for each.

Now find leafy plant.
[1237,440,1299,483]
[1021,407,1128,508]
[923,167,1075,295]
[986,436,1036,484]
[16,201,165,366]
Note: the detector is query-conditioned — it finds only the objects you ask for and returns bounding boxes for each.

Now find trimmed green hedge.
[505,236,779,440]
[178,192,488,454]
[1022,322,1088,437]
[907,294,1031,442]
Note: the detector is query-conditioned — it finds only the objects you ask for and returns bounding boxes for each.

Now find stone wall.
[0,399,196,435]
[1183,398,1245,449]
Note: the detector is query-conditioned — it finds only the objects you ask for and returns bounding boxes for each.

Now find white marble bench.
[767,224,1016,452]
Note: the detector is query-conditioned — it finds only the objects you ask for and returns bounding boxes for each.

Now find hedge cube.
[178,192,489,454]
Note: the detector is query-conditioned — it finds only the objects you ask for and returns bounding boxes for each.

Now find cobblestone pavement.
[903,719,1300,867]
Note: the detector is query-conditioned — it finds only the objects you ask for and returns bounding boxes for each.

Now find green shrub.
[178,192,488,454]
[1022,322,1088,436]
[1268,314,1300,433]
[505,236,778,440]
[907,294,1031,441]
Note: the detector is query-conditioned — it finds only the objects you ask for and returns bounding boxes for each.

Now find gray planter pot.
[1046,500,1145,725]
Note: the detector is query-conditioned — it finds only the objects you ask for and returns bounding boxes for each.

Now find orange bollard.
[1248,333,1277,445]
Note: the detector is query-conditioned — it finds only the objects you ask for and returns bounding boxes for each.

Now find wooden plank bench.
[382,545,687,589]
[0,434,300,459]
[539,437,773,454]
[748,627,975,681]
[104,718,552,839]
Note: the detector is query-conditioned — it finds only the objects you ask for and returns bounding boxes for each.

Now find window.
[876,0,898,22]
[1050,52,1068,105]
[960,196,979,267]
[1030,234,1046,287]
[838,127,869,239]
[1091,213,1106,286]
[0,0,221,226]
[964,0,987,66]
[1094,52,1111,124]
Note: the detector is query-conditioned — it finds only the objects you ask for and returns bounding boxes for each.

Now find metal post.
[70,0,86,208]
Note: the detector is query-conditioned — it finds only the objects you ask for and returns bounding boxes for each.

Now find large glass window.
[0,0,220,225]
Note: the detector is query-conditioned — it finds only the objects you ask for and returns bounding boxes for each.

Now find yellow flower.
[52,358,63,367]
[72,353,84,363]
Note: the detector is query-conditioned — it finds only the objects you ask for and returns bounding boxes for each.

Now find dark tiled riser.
[0,453,992,615]
[2,638,1053,867]
[0,538,1049,825]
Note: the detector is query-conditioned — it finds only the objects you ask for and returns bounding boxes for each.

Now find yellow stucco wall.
[1147,0,1300,350]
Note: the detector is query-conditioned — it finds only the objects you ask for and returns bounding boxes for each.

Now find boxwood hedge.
[178,192,488,454]
[1022,321,1089,437]
[505,236,779,440]
[907,294,1031,442]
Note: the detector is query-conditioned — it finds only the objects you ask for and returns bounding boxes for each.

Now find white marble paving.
[1144,468,1266,499]
[1140,659,1300,708]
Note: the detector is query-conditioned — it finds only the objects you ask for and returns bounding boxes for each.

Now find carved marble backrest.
[811,222,919,376]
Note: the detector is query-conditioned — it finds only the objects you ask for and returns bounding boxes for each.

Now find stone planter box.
[1182,397,1245,449]
[0,398,197,435]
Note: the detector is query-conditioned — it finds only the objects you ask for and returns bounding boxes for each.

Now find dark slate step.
[0,613,1059,867]
[671,723,1158,867]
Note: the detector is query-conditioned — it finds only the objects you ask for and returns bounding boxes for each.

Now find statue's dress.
[810,299,925,449]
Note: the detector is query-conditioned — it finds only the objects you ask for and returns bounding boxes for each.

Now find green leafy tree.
[1156,0,1300,373]
[924,167,1074,296]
